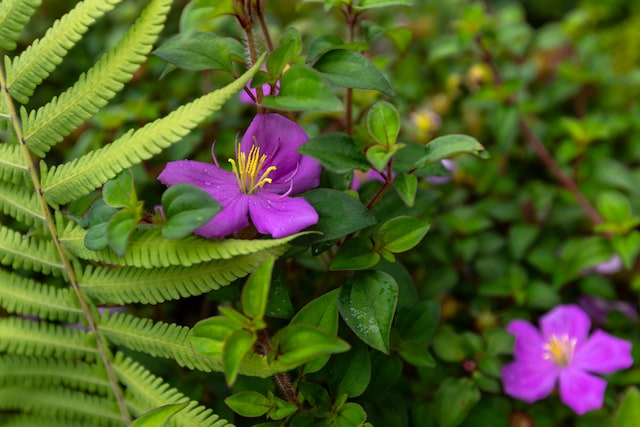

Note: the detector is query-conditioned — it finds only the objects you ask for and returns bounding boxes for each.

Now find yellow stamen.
[542,334,577,366]
[229,144,277,194]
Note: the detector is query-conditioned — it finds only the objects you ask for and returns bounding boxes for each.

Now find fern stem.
[0,65,132,425]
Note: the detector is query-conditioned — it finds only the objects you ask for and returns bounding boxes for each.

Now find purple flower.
[501,304,633,415]
[158,114,321,238]
[239,79,279,104]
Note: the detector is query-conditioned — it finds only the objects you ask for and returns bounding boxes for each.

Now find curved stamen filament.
[229,144,277,194]
[543,334,577,367]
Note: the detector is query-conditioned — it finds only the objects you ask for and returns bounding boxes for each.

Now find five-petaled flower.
[501,304,633,415]
[158,113,321,238]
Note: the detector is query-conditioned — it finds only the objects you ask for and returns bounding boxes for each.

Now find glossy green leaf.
[333,342,371,398]
[353,0,413,9]
[394,300,440,342]
[331,237,380,271]
[242,256,275,320]
[415,134,487,167]
[190,316,240,358]
[614,387,640,427]
[267,41,296,78]
[377,216,430,253]
[434,378,480,427]
[225,391,271,417]
[261,65,342,111]
[130,403,188,427]
[83,199,118,251]
[298,133,369,174]
[153,31,233,72]
[367,101,400,146]
[338,270,399,353]
[328,402,368,427]
[393,173,417,207]
[307,34,369,63]
[161,183,221,239]
[106,208,139,257]
[314,49,394,96]
[301,189,377,244]
[271,324,350,370]
[366,145,395,172]
[103,170,135,208]
[223,329,256,385]
[179,0,234,32]
[269,396,298,420]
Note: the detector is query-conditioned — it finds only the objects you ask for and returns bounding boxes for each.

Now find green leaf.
[261,65,342,112]
[613,232,640,270]
[367,101,400,146]
[106,208,140,257]
[306,34,368,63]
[328,402,367,427]
[394,300,440,342]
[330,237,380,271]
[301,189,377,244]
[131,403,188,427]
[271,324,350,370]
[613,387,640,427]
[267,41,296,77]
[225,391,271,417]
[269,396,298,420]
[415,134,487,168]
[298,133,369,174]
[353,0,413,9]
[153,31,233,72]
[161,183,220,239]
[398,341,436,367]
[508,223,539,259]
[333,343,371,398]
[223,329,255,385]
[432,326,467,362]
[366,145,396,172]
[376,216,430,253]
[190,316,239,359]
[103,170,135,208]
[83,200,118,251]
[338,270,399,353]
[242,256,275,320]
[434,378,481,427]
[314,49,394,96]
[393,173,417,207]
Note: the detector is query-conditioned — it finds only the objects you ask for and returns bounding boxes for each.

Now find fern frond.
[0,385,123,427]
[99,312,273,377]
[79,249,283,305]
[61,222,303,267]
[0,355,110,395]
[0,143,28,184]
[0,414,89,427]
[113,353,233,427]
[0,224,65,275]
[21,0,172,157]
[41,57,263,206]
[0,269,82,322]
[0,179,45,225]
[0,317,99,360]
[5,0,123,104]
[0,0,42,51]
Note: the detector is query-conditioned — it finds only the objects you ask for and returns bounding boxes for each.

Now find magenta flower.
[501,304,633,415]
[239,79,279,104]
[158,114,321,238]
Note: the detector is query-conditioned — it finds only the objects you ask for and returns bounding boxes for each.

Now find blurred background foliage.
[7,0,640,425]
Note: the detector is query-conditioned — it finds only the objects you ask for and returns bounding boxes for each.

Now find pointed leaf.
[225,391,271,417]
[103,170,135,208]
[338,270,398,353]
[242,256,275,320]
[298,132,369,174]
[153,31,233,72]
[415,134,487,168]
[367,101,400,146]
[614,387,640,427]
[393,173,417,207]
[223,329,255,385]
[106,209,140,257]
[314,49,394,96]
[434,378,480,427]
[131,403,188,427]
[190,316,240,359]
[271,324,350,370]
[377,216,430,253]
[330,237,380,271]
[161,183,220,239]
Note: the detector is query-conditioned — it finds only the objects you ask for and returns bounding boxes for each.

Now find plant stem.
[255,0,274,52]
[343,4,358,134]
[475,37,603,226]
[0,66,132,425]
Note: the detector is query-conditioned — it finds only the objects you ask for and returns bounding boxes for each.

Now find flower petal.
[158,160,238,196]
[573,329,633,374]
[507,319,545,361]
[195,194,250,238]
[248,193,318,238]
[241,114,321,194]
[558,367,607,415]
[501,358,557,403]
[540,304,591,344]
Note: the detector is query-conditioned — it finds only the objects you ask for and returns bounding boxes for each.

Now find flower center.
[229,143,277,194]
[542,334,577,366]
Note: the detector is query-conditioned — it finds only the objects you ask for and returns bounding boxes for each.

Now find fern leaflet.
[0,224,65,275]
[0,0,42,51]
[79,248,284,304]
[0,269,82,322]
[99,311,273,376]
[0,385,122,426]
[61,221,304,267]
[0,179,45,225]
[21,0,172,157]
[0,355,110,395]
[40,57,262,206]
[5,0,124,104]
[113,353,233,427]
[0,415,89,427]
[0,317,99,360]
[0,143,28,183]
